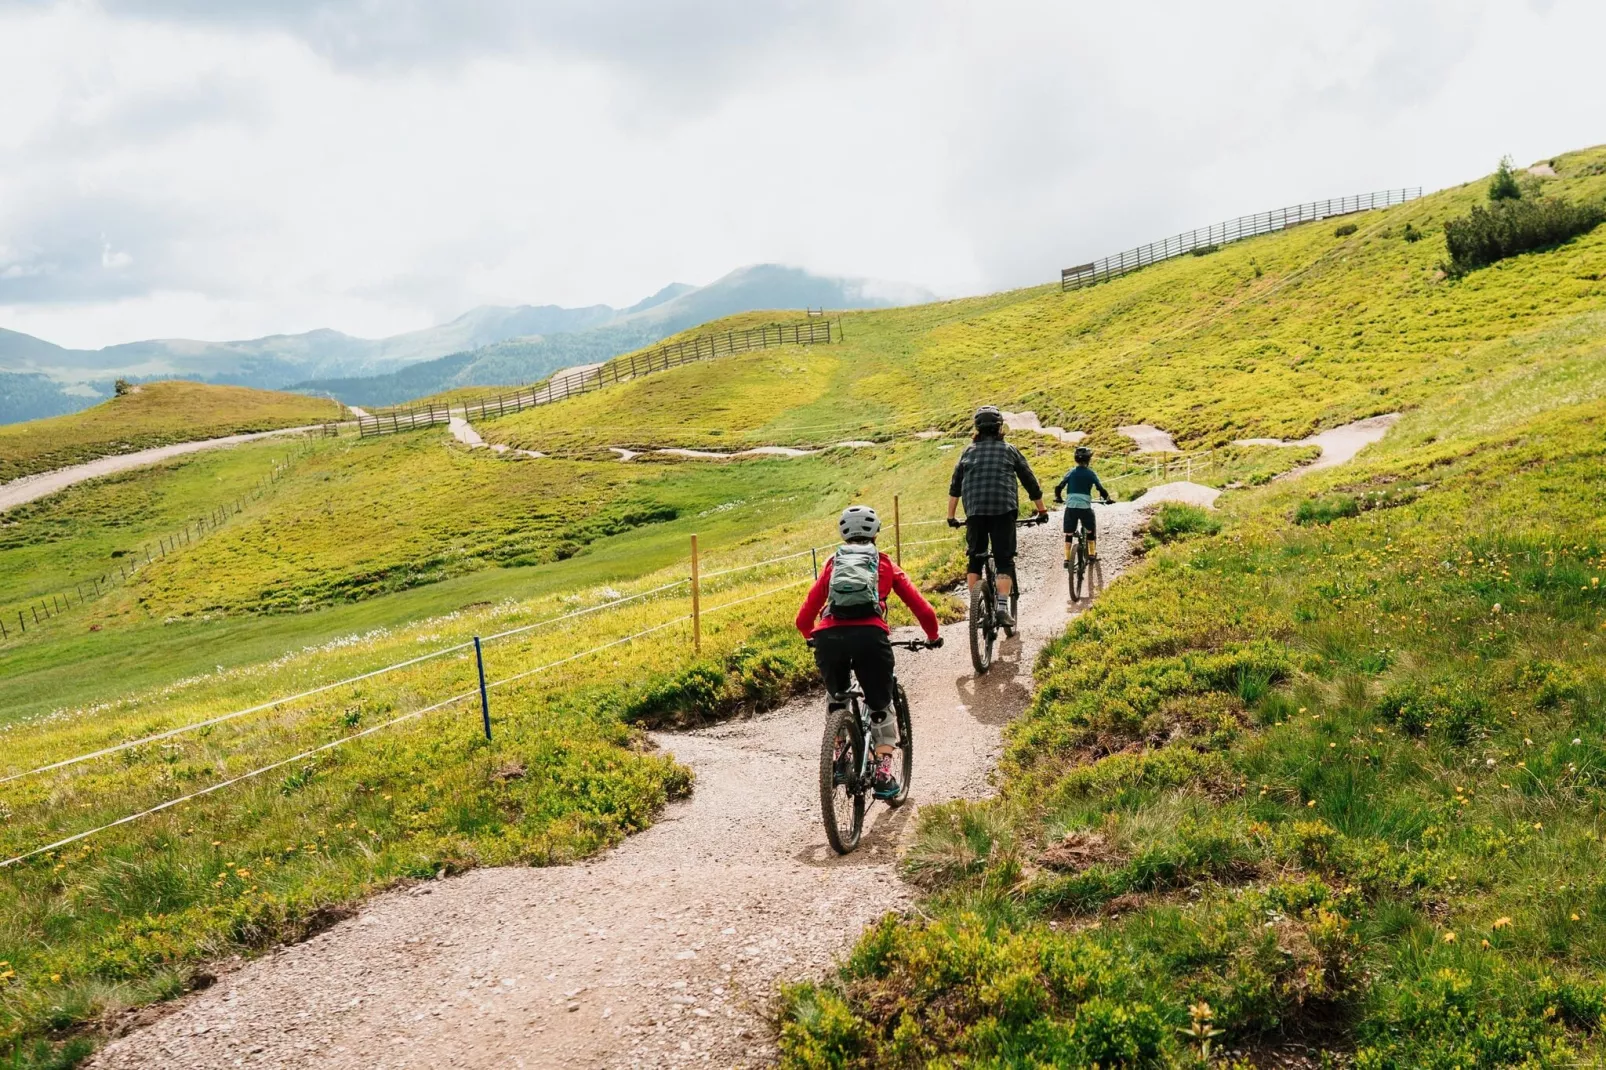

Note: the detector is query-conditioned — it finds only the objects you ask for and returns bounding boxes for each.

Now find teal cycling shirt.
[1054,465,1107,508]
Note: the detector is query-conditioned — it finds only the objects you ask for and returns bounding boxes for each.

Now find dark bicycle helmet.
[973,405,1004,432]
[838,505,882,540]
[1074,445,1093,463]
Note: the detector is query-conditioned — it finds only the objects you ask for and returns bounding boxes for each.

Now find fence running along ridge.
[356,319,838,437]
[1060,187,1423,291]
[0,436,318,641]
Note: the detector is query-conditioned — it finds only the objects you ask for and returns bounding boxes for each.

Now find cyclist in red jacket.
[796,505,943,797]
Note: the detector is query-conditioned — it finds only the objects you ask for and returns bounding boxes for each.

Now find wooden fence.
[357,319,837,437]
[0,438,316,641]
[1061,187,1423,291]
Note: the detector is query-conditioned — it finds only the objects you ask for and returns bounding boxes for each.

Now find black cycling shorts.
[965,513,1017,578]
[1063,506,1097,539]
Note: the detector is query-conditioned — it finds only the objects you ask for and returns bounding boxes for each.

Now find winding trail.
[84,414,1395,1069]
[0,426,323,513]
[90,506,1148,1070]
[1235,413,1400,474]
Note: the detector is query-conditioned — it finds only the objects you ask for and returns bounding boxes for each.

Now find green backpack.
[828,544,883,619]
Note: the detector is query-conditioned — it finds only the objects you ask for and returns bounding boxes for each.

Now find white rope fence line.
[700,546,824,579]
[702,577,813,616]
[0,581,692,787]
[1,575,821,869]
[478,580,689,644]
[486,616,692,691]
[0,686,480,870]
[0,639,473,787]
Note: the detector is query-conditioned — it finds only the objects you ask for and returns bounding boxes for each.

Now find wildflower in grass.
[1493,917,1513,930]
[1443,932,1457,943]
[1534,822,1544,830]
[1572,913,1582,921]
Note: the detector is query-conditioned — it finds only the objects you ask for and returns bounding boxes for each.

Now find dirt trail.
[1234,413,1400,477]
[0,426,323,513]
[91,505,1147,1070]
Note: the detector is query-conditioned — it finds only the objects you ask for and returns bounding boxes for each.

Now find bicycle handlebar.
[806,636,942,650]
[947,514,1051,529]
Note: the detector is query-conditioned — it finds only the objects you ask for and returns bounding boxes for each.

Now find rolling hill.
[0,266,933,421]
[0,147,1603,1068]
[0,380,341,483]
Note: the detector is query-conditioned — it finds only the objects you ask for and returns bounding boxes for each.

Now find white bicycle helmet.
[838,505,882,540]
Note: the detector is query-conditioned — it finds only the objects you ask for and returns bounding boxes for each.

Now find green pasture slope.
[1,147,1603,1066]
[778,166,1606,1063]
[0,381,341,484]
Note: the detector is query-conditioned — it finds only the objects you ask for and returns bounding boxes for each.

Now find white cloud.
[0,0,1602,349]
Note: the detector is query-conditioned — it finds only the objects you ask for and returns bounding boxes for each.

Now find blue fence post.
[474,636,492,741]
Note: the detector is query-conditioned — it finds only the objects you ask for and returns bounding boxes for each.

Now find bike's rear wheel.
[969,566,996,675]
[888,683,914,808]
[1072,541,1088,601]
[820,705,866,854]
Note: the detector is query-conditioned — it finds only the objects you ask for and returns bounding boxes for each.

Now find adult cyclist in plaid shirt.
[945,406,1049,628]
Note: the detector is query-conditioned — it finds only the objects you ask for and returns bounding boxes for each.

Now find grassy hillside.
[775,192,1606,1063]
[0,382,342,483]
[483,147,1606,460]
[2,148,1604,1066]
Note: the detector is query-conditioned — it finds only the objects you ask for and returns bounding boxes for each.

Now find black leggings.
[1063,507,1097,539]
[811,625,895,712]
[965,513,1017,578]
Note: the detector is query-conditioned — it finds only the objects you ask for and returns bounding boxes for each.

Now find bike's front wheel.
[820,705,866,854]
[888,683,914,809]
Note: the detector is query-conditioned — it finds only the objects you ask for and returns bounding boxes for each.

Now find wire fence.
[0,508,986,867]
[356,319,838,438]
[1061,187,1423,291]
[0,436,319,641]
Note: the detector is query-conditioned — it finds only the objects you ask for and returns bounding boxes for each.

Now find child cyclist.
[1053,445,1114,561]
[796,505,943,798]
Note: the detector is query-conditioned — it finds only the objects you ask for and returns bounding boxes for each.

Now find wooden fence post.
[894,494,902,566]
[690,534,702,655]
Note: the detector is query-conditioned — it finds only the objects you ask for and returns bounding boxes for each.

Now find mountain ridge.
[0,265,932,420]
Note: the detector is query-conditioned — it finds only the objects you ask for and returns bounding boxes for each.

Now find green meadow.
[2,147,1604,1066]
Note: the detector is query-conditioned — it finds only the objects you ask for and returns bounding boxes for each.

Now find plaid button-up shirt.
[948,438,1044,516]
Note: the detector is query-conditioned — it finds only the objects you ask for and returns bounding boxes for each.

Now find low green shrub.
[1334,222,1359,237]
[1144,502,1221,548]
[1443,195,1606,275]
[1190,244,1220,257]
[1489,155,1523,202]
[1295,494,1360,525]
[1403,222,1423,243]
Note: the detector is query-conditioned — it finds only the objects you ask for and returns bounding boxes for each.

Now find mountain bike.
[950,514,1050,675]
[1063,499,1113,602]
[812,637,937,855]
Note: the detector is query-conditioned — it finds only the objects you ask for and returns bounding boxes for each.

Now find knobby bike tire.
[889,683,913,808]
[969,566,996,675]
[1073,541,1088,601]
[820,704,866,854]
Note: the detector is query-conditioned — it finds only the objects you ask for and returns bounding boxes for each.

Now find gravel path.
[0,426,323,513]
[90,504,1148,1070]
[1118,424,1178,452]
[1233,413,1400,475]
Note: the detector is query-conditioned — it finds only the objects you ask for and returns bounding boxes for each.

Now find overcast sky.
[1,0,1601,349]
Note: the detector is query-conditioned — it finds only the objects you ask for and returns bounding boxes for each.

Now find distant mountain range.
[0,266,934,422]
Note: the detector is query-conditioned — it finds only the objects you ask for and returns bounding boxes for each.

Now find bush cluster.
[1443,196,1605,275]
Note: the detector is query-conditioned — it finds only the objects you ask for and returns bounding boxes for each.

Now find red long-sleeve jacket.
[795,551,942,641]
